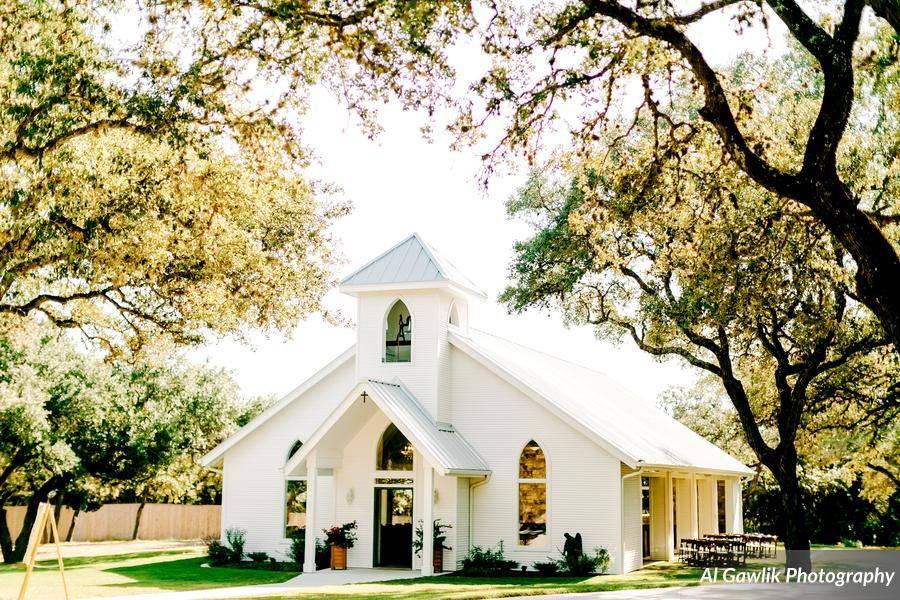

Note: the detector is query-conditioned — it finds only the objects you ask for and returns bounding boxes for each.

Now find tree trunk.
[0,478,62,564]
[65,509,79,543]
[132,501,146,540]
[811,180,900,352]
[768,448,812,571]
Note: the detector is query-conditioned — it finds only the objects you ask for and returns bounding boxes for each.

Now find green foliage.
[288,530,328,569]
[531,560,560,576]
[559,548,610,576]
[205,540,232,567]
[323,521,358,549]
[247,552,269,563]
[225,528,246,562]
[460,541,518,576]
[0,322,252,562]
[413,519,452,556]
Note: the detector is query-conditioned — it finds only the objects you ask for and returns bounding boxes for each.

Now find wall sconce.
[345,488,355,504]
[433,489,439,505]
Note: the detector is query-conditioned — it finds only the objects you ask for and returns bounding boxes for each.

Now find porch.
[636,467,745,562]
[282,380,490,576]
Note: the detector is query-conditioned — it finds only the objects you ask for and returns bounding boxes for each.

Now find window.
[385,300,412,362]
[377,423,413,471]
[448,302,460,327]
[285,480,307,538]
[287,440,303,460]
[518,440,547,546]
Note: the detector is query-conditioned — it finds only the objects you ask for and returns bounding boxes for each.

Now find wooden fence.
[3,503,220,542]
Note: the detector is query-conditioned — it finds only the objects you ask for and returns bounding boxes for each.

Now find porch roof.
[285,379,491,477]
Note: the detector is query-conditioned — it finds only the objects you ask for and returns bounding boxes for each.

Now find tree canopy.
[0,319,253,562]
[1,1,351,353]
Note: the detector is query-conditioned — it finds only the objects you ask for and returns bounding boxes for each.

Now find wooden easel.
[17,501,70,600]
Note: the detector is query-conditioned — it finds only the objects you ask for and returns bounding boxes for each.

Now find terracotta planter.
[330,544,347,570]
[433,546,443,573]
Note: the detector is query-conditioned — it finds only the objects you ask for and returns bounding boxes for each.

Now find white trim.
[448,332,639,468]
[201,346,356,468]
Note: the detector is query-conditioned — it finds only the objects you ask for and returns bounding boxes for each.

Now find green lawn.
[243,563,708,600]
[0,548,297,600]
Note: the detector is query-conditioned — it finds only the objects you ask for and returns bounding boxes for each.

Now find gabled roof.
[339,233,487,299]
[449,329,753,477]
[200,345,356,469]
[285,379,491,477]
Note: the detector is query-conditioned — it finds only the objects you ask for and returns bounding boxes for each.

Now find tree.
[451,0,900,350]
[1,1,350,352]
[0,321,250,563]
[499,49,897,558]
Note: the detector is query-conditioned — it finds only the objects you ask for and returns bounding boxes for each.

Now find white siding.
[622,474,642,573]
[220,359,354,559]
[449,348,624,573]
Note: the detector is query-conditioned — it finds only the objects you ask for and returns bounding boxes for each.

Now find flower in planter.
[323,521,358,548]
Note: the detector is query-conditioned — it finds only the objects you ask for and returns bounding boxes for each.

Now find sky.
[189,4,790,405]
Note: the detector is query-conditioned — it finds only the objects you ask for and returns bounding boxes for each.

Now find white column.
[689,473,699,539]
[421,465,434,576]
[724,477,743,534]
[303,450,318,573]
[664,471,675,561]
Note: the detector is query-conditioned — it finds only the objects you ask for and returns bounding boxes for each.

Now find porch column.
[724,477,743,534]
[689,472,699,539]
[664,471,675,561]
[421,464,434,576]
[303,450,318,573]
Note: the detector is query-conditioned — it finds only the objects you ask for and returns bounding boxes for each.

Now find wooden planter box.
[433,546,443,573]
[330,545,347,570]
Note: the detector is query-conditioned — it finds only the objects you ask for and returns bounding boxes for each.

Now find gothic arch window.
[287,439,303,461]
[448,301,460,327]
[377,423,413,471]
[385,300,412,363]
[518,440,547,546]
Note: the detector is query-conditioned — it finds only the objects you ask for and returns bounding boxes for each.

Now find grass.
[0,548,298,600]
[245,563,708,600]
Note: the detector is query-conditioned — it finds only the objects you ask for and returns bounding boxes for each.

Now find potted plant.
[413,519,452,573]
[323,521,357,570]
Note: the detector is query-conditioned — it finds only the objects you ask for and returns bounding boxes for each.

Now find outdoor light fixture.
[346,488,355,504]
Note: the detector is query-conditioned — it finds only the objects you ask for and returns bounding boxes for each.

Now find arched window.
[448,302,460,327]
[385,300,412,362]
[377,424,413,471]
[287,440,303,460]
[284,440,306,538]
[518,440,547,546]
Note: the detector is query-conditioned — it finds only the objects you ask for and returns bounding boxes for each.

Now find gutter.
[468,474,491,556]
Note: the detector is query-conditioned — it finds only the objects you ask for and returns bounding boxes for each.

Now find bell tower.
[339,233,484,422]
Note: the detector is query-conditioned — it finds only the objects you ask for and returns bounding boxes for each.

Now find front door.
[373,487,413,567]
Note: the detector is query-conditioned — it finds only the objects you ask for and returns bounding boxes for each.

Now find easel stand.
[17,501,70,600]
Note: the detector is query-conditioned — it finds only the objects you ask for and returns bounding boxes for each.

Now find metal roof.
[367,380,491,475]
[339,233,487,298]
[450,329,753,476]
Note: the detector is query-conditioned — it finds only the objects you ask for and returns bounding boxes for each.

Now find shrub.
[531,560,560,576]
[247,551,269,563]
[206,539,232,566]
[323,521,358,548]
[225,527,246,562]
[558,547,610,575]
[460,541,518,576]
[289,530,330,570]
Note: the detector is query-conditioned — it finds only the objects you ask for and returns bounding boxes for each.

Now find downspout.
[620,468,643,574]
[467,475,490,555]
